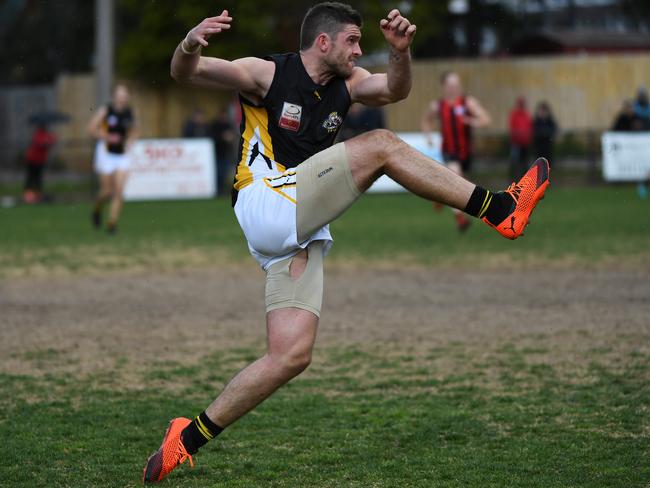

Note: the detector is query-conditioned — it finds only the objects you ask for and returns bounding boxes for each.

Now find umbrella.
[28,111,71,126]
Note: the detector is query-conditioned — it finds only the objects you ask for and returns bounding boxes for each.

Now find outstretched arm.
[170,9,274,103]
[349,9,417,106]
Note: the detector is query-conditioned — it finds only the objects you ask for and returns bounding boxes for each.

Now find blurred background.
[0,0,649,199]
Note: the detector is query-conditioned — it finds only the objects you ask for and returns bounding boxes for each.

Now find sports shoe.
[483,158,550,240]
[143,417,194,484]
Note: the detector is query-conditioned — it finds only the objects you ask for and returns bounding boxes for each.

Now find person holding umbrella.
[87,84,138,234]
[23,111,69,204]
[23,122,57,203]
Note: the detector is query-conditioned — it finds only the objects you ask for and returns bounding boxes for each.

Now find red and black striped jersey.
[439,96,472,161]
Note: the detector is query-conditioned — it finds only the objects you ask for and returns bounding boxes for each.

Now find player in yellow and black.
[143,3,550,483]
[87,84,138,234]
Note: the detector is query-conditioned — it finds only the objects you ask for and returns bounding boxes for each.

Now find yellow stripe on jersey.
[234,105,276,191]
[263,177,297,204]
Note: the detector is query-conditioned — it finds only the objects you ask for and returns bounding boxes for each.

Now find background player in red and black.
[422,71,491,231]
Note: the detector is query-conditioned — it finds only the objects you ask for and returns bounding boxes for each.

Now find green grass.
[1,185,649,275]
[1,185,649,486]
[1,344,648,487]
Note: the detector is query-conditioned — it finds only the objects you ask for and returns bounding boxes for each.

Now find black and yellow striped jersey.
[232,53,351,204]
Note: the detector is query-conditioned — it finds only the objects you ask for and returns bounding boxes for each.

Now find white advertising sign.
[367,132,442,193]
[602,132,650,182]
[124,138,216,201]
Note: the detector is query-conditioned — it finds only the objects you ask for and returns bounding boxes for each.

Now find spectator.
[533,101,557,165]
[182,109,211,138]
[632,87,650,130]
[508,97,533,180]
[23,124,57,203]
[211,107,237,196]
[611,100,644,132]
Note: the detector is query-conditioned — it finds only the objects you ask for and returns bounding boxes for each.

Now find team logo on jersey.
[454,105,466,116]
[322,111,343,132]
[279,102,302,131]
[107,114,119,127]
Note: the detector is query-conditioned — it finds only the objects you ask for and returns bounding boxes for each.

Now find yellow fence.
[55,52,650,169]
[55,74,231,170]
[387,53,650,133]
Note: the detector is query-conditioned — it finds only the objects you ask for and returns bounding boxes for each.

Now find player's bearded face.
[327,26,362,78]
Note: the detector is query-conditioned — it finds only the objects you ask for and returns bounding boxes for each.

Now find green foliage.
[116,0,447,81]
[0,0,94,83]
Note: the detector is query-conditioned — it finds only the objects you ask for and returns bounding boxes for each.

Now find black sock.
[464,186,514,225]
[181,411,223,454]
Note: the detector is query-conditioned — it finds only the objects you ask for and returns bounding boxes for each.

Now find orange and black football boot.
[483,158,550,240]
[143,417,194,484]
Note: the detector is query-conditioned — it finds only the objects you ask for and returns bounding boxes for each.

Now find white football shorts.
[93,141,130,175]
[234,169,333,271]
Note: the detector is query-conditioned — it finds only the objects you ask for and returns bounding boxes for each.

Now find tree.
[412,0,517,58]
[116,0,447,82]
[0,0,94,84]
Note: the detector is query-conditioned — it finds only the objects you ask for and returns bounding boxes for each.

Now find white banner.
[367,132,442,193]
[602,132,650,182]
[124,138,216,201]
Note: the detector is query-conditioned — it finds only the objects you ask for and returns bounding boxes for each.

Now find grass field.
[1,186,649,275]
[1,186,649,487]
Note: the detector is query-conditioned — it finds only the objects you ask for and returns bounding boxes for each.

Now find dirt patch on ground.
[1,263,648,389]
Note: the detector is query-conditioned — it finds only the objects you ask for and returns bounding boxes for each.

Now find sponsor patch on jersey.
[322,111,343,132]
[279,102,302,131]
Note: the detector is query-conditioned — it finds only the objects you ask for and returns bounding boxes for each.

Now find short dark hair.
[300,2,362,50]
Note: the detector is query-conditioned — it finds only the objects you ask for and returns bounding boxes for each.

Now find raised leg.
[296,129,549,241]
[344,129,475,208]
[296,129,477,240]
